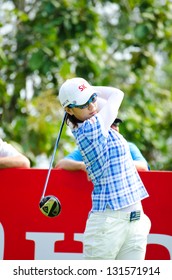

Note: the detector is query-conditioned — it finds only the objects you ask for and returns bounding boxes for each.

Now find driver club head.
[39,195,61,217]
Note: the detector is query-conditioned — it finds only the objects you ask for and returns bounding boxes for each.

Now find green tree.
[0,0,172,169]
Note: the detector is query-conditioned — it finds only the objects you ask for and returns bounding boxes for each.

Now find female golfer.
[59,77,151,260]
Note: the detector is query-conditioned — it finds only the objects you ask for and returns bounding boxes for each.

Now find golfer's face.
[66,97,98,122]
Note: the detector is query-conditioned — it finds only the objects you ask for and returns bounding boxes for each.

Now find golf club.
[39,112,67,217]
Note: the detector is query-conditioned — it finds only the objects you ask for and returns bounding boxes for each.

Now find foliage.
[0,0,172,169]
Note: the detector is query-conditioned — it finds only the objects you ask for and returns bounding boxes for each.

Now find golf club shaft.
[41,112,67,199]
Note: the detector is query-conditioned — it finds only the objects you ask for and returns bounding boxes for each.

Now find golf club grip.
[41,112,67,198]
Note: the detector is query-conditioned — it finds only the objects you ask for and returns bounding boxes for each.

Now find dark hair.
[66,113,83,128]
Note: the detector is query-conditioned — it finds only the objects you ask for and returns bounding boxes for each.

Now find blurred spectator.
[0,138,30,169]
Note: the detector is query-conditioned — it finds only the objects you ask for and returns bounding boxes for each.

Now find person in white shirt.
[0,138,30,168]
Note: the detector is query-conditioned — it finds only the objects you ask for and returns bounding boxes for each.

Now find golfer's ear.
[65,107,73,116]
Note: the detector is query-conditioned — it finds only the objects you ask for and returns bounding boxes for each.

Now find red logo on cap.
[78,84,87,92]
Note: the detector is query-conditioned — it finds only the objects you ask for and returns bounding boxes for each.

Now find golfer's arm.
[55,159,86,171]
[0,155,30,169]
[93,86,124,129]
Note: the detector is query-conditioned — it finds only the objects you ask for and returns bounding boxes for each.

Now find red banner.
[0,169,172,260]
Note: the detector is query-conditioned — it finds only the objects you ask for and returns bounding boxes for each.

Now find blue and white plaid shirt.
[72,115,149,212]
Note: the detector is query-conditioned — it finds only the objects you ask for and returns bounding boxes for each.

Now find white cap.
[59,77,95,108]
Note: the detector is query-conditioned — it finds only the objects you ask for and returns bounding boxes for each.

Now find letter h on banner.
[26,232,84,260]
